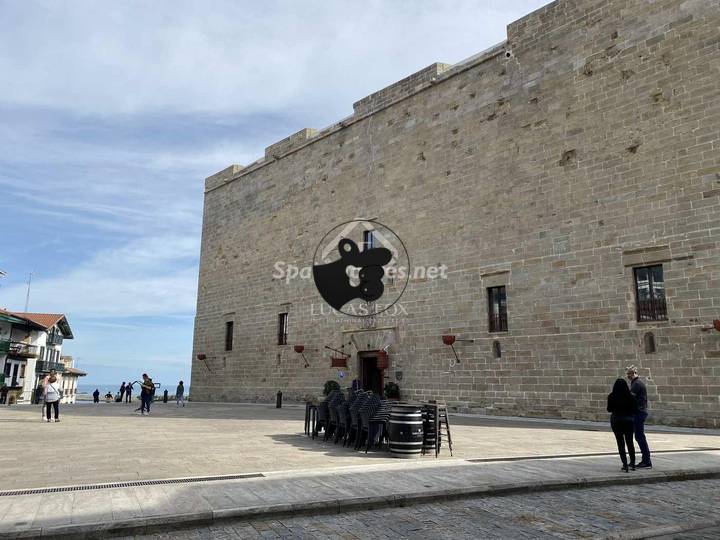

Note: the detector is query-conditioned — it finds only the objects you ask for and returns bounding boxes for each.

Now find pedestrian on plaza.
[627,365,652,468]
[119,382,126,402]
[42,369,62,389]
[607,378,637,472]
[138,373,154,415]
[176,381,185,407]
[125,382,133,403]
[93,388,100,403]
[43,373,62,423]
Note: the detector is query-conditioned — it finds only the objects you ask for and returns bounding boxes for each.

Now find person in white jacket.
[43,372,62,422]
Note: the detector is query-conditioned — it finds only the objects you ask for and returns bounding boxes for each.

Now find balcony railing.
[488,313,508,333]
[8,342,39,358]
[637,298,667,322]
[47,333,64,346]
[35,360,66,373]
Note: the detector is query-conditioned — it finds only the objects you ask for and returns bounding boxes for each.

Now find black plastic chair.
[367,399,392,452]
[347,391,369,447]
[324,391,345,442]
[357,394,380,451]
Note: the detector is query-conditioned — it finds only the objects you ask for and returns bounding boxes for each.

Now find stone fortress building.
[192,0,720,427]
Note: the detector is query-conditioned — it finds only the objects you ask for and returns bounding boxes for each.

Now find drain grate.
[0,472,264,497]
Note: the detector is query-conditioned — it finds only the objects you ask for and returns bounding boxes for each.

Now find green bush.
[323,380,341,396]
[384,382,400,399]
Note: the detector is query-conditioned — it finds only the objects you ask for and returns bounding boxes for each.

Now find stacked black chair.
[346,391,369,447]
[313,389,337,439]
[324,390,345,442]
[366,399,392,452]
[335,390,356,444]
[357,393,380,451]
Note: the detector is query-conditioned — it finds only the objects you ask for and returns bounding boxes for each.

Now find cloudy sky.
[0,0,548,387]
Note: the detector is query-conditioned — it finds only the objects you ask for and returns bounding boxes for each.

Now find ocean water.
[75,383,189,395]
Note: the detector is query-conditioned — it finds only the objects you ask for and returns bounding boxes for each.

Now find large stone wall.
[192,0,720,427]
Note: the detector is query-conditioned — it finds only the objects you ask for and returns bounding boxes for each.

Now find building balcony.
[47,333,64,346]
[35,360,66,373]
[8,342,39,358]
[0,339,9,355]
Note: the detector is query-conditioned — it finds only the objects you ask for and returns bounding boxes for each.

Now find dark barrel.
[388,404,424,458]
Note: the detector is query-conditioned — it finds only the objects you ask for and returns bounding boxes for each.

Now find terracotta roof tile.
[11,312,64,329]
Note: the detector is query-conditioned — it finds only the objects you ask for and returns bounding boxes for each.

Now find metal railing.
[637,298,667,322]
[47,333,64,346]
[8,342,39,358]
[35,360,66,373]
[488,313,508,333]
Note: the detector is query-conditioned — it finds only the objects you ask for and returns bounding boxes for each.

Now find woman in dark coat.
[607,378,638,472]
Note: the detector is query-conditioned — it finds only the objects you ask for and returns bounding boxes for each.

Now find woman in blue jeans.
[607,378,638,472]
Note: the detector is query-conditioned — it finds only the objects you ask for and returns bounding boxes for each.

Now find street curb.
[604,518,720,539]
[6,468,720,539]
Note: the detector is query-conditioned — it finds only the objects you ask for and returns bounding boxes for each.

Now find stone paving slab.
[0,449,719,539]
[115,480,720,539]
[2,402,719,492]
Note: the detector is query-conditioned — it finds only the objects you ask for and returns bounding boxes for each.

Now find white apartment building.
[1,310,75,403]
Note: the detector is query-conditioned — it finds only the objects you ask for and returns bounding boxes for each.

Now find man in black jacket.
[627,366,652,468]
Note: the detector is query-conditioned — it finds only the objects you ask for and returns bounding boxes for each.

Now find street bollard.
[163,389,168,403]
[276,391,282,408]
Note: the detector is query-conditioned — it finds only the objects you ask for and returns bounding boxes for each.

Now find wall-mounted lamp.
[441,335,474,364]
[294,345,310,368]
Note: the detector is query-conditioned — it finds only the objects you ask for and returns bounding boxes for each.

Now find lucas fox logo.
[312,220,410,318]
[313,237,391,311]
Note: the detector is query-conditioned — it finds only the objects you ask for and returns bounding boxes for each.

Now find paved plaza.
[2,402,719,491]
[1,402,720,538]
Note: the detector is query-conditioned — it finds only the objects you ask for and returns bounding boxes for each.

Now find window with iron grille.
[487,286,508,333]
[633,265,667,322]
[224,321,234,351]
[278,313,288,345]
[363,230,375,251]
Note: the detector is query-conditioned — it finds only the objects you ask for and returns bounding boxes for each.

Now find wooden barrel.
[388,404,424,458]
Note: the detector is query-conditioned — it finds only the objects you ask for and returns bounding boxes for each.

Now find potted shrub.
[384,381,400,400]
[323,380,340,396]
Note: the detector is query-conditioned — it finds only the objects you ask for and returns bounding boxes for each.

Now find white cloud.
[0,235,199,317]
[0,0,549,117]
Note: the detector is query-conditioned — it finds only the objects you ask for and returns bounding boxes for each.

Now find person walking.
[607,378,637,472]
[119,382,126,402]
[44,373,62,422]
[139,374,154,415]
[125,382,133,403]
[627,365,653,468]
[93,388,100,403]
[176,381,185,407]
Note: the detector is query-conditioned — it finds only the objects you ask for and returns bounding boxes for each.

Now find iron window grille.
[633,265,667,321]
[488,286,508,333]
[363,230,375,251]
[278,313,288,345]
[224,321,234,351]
